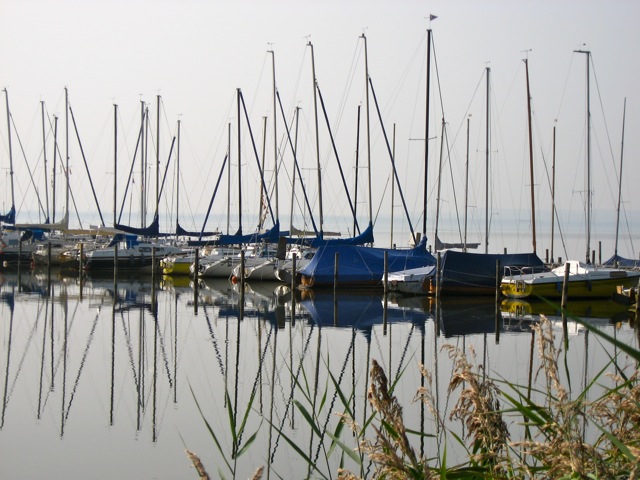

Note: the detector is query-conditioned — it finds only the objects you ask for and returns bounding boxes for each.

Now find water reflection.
[0,269,637,479]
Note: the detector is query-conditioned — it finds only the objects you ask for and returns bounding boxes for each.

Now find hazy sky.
[2,0,639,259]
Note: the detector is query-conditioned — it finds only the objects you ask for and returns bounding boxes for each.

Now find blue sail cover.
[114,215,160,237]
[299,237,435,287]
[439,250,545,294]
[175,221,219,238]
[306,222,375,248]
[0,206,15,224]
[214,221,280,246]
[602,254,640,269]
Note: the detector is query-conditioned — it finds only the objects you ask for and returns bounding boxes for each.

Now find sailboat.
[388,40,543,296]
[501,51,640,299]
[85,99,184,273]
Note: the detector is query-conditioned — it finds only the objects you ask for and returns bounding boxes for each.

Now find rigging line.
[237,321,274,448]
[117,106,137,173]
[590,55,620,178]
[369,76,417,243]
[64,308,101,421]
[117,117,144,224]
[553,54,577,126]
[621,209,636,257]
[312,336,355,466]
[249,51,270,118]
[317,85,360,234]
[10,113,47,219]
[448,71,486,147]
[430,35,447,126]
[372,169,391,228]
[270,323,316,463]
[197,94,235,211]
[119,313,140,394]
[537,136,562,241]
[393,323,417,382]
[202,306,227,378]
[153,311,174,388]
[7,299,45,403]
[69,105,105,226]
[442,122,464,244]
[329,37,362,136]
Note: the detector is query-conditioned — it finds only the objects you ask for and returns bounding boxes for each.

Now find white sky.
[2,0,639,259]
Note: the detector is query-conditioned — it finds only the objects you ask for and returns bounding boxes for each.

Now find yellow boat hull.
[501,274,639,299]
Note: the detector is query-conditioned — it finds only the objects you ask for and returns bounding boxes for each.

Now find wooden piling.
[193,248,199,315]
[333,252,339,295]
[435,252,441,298]
[561,262,570,346]
[291,254,296,326]
[495,259,501,343]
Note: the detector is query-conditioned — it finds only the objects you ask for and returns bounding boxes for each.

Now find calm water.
[0,267,637,479]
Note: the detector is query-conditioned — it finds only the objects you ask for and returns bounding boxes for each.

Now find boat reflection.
[299,289,430,339]
[501,298,628,335]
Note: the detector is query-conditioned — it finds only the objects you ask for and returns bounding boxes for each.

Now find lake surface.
[0,267,637,479]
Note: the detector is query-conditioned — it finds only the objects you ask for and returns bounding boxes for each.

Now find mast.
[52,115,58,223]
[354,104,361,237]
[114,103,118,226]
[361,33,373,226]
[140,101,146,228]
[270,49,279,222]
[575,49,591,263]
[485,67,490,254]
[524,57,537,254]
[614,98,626,257]
[259,116,267,231]
[423,28,432,240]
[227,121,231,235]
[65,87,69,220]
[434,118,445,249]
[390,123,396,248]
[464,116,470,252]
[3,89,15,217]
[551,124,556,263]
[156,95,161,220]
[41,101,50,222]
[176,119,181,230]
[289,107,300,235]
[237,88,242,234]
[308,41,323,235]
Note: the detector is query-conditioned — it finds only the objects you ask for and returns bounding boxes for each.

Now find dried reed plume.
[445,343,510,475]
[340,359,431,479]
[185,449,210,480]
[513,315,634,478]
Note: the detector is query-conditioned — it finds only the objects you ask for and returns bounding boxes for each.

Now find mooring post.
[291,254,297,326]
[561,262,570,346]
[113,242,119,282]
[435,252,441,298]
[79,242,84,300]
[152,246,157,281]
[634,277,640,325]
[333,252,339,295]
[193,247,199,315]
[18,239,22,271]
[239,250,245,319]
[495,259,501,343]
[383,250,389,296]
[47,241,52,282]
[240,249,245,285]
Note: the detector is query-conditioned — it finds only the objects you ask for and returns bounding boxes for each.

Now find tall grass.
[189,315,640,479]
